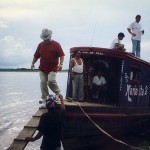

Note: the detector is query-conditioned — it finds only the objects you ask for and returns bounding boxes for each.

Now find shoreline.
[0,69,68,72]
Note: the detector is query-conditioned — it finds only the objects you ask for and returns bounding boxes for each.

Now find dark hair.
[73,50,82,58]
[118,32,125,37]
[74,50,81,55]
[136,15,141,19]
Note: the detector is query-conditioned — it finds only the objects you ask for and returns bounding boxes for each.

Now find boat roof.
[70,47,150,67]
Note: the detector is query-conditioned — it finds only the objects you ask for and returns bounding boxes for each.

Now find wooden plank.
[64,100,115,107]
[7,140,27,150]
[34,108,47,116]
[15,127,36,141]
[7,108,46,150]
[25,116,40,127]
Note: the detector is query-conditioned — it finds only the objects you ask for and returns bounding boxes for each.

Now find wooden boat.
[61,47,150,150]
[7,47,150,150]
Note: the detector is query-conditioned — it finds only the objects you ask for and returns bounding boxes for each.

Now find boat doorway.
[83,54,121,105]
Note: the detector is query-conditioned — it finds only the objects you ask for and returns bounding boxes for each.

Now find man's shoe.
[40,101,46,108]
[39,100,43,104]
[55,94,60,101]
[66,97,72,102]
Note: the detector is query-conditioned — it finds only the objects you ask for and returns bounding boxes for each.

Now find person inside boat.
[90,71,107,103]
[25,95,65,150]
[110,32,126,51]
[70,50,84,102]
[84,60,94,101]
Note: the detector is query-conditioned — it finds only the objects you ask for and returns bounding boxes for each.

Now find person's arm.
[127,28,136,36]
[31,57,38,70]
[82,59,86,74]
[58,56,64,71]
[60,95,65,110]
[25,131,43,142]
[103,77,107,86]
[141,30,144,35]
[70,59,75,80]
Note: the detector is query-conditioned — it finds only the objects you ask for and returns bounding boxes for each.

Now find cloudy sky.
[0,0,150,69]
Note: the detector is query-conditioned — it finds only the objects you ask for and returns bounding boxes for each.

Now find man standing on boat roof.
[70,50,84,102]
[127,15,144,58]
[31,28,65,107]
[110,32,125,51]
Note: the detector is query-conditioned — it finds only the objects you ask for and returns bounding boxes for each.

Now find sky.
[0,0,150,69]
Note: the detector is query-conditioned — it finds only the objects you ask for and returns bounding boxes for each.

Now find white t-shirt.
[73,58,83,73]
[92,76,106,86]
[110,38,121,49]
[128,22,143,41]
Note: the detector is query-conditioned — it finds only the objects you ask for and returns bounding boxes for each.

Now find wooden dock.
[7,108,47,150]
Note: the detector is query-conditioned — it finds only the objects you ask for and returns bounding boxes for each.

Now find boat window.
[129,66,141,82]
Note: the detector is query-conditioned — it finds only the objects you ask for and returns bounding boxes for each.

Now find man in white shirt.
[70,50,84,101]
[91,71,107,103]
[127,15,144,58]
[92,72,106,86]
[110,32,125,51]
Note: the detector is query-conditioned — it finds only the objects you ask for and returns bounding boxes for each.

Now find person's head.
[40,29,52,42]
[75,50,81,58]
[118,32,125,40]
[46,95,58,111]
[97,71,102,77]
[135,15,141,23]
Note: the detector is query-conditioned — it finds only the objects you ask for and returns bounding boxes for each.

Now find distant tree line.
[0,68,68,72]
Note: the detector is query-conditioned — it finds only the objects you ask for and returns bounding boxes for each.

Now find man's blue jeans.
[132,39,141,58]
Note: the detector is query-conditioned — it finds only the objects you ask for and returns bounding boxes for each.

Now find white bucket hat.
[40,29,52,40]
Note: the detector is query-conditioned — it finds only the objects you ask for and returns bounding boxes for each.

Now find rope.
[74,101,144,150]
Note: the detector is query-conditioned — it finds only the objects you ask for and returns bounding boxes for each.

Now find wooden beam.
[7,108,46,150]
